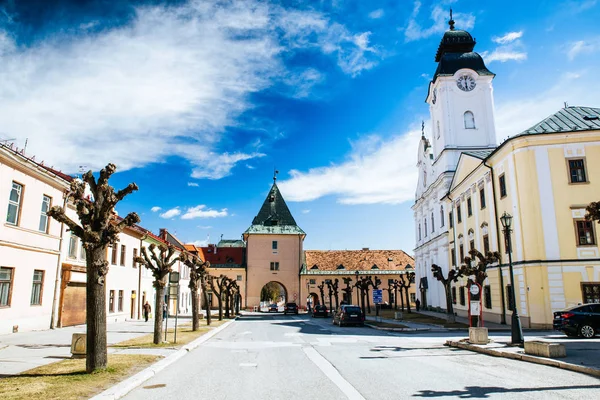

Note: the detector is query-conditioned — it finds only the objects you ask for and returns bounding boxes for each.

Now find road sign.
[373,289,383,304]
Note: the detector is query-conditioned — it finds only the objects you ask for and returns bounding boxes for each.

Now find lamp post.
[500,212,524,346]
[404,265,415,313]
[355,271,360,306]
[306,280,311,313]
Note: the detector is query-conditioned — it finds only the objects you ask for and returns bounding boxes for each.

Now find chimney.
[362,247,369,251]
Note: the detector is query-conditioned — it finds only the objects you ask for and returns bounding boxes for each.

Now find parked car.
[284,302,299,315]
[333,305,364,327]
[553,303,600,338]
[268,303,278,312]
[312,305,328,318]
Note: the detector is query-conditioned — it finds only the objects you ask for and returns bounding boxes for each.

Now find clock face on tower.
[457,75,476,92]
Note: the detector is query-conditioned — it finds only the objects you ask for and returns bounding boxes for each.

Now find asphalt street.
[122,313,600,400]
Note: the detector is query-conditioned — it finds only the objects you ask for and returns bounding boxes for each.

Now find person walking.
[415,298,421,312]
[163,302,167,319]
[143,301,152,322]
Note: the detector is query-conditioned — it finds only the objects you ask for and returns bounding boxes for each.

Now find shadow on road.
[413,384,600,398]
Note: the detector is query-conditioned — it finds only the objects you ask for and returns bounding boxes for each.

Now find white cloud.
[567,38,600,61]
[368,9,384,19]
[283,68,325,98]
[481,50,527,63]
[0,1,379,177]
[404,2,475,42]
[302,209,311,214]
[189,239,209,247]
[150,206,162,212]
[187,182,199,187]
[181,205,228,219]
[277,130,420,205]
[196,225,213,229]
[492,31,523,44]
[482,31,527,64]
[159,207,181,219]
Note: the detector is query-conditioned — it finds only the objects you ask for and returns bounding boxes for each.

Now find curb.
[445,340,600,378]
[90,318,237,400]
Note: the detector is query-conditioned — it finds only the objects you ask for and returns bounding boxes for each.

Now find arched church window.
[440,205,445,227]
[464,111,476,129]
[437,121,441,139]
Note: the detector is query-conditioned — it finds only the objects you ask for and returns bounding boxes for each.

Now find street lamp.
[500,211,524,345]
[354,271,359,306]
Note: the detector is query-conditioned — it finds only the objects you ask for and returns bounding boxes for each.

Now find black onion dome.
[435,30,476,62]
[432,28,494,81]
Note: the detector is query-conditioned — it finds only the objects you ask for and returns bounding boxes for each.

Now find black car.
[284,302,298,315]
[312,305,328,317]
[268,303,278,312]
[553,303,600,338]
[333,305,364,327]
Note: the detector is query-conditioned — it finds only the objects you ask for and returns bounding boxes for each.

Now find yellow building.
[445,106,600,328]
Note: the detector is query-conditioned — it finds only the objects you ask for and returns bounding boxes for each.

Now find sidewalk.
[415,309,508,330]
[365,315,441,331]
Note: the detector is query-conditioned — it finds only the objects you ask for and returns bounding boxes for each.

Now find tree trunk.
[191,285,200,331]
[394,287,398,310]
[404,288,411,313]
[360,290,366,315]
[201,279,211,326]
[154,277,167,344]
[366,287,371,313]
[444,282,456,323]
[400,288,405,311]
[225,291,230,318]
[86,246,108,373]
[217,295,223,321]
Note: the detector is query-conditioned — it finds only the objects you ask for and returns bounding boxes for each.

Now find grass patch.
[111,318,228,348]
[0,354,160,400]
[370,309,468,328]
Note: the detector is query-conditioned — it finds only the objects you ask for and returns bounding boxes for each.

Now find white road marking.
[239,363,257,367]
[239,331,252,335]
[302,347,366,400]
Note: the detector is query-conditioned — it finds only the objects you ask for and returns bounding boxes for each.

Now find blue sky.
[1,0,599,252]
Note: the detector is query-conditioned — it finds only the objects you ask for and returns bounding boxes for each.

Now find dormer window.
[337,264,345,270]
[464,111,476,129]
[311,265,319,270]
[371,265,379,270]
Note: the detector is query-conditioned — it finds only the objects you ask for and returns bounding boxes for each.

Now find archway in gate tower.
[260,281,287,311]
[307,292,319,310]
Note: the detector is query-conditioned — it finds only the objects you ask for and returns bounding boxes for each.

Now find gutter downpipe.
[483,160,507,325]
[138,233,148,320]
[50,189,69,329]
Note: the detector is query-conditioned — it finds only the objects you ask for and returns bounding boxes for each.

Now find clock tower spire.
[425,15,497,173]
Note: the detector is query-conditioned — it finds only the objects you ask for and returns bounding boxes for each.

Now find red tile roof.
[305,250,414,272]
[200,245,245,267]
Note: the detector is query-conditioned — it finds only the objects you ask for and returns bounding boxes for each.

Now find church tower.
[413,12,497,310]
[243,175,305,308]
[425,12,497,173]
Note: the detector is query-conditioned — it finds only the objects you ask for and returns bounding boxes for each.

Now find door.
[582,283,600,304]
[61,282,86,326]
[131,290,136,319]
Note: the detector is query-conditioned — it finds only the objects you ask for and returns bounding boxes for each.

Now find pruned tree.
[181,254,211,330]
[391,279,405,311]
[586,201,600,222]
[226,280,240,317]
[431,264,461,323]
[325,279,334,312]
[209,275,229,320]
[342,277,353,304]
[459,248,501,286]
[47,163,139,373]
[331,278,340,310]
[398,273,415,313]
[136,243,179,344]
[354,276,372,315]
[317,281,326,307]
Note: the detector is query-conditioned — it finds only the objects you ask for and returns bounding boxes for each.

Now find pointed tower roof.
[244,182,305,236]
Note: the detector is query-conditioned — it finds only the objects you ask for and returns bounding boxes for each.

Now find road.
[123,313,600,399]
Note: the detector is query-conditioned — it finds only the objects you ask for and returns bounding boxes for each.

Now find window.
[437,120,441,139]
[109,290,115,313]
[457,204,462,223]
[30,270,44,305]
[7,182,23,225]
[484,285,492,309]
[467,197,472,217]
[410,293,416,303]
[270,262,279,271]
[469,240,475,251]
[111,245,118,265]
[575,220,596,246]
[451,248,456,266]
[132,248,138,267]
[452,286,457,304]
[440,206,445,227]
[0,267,14,307]
[582,283,600,304]
[272,241,278,250]
[68,234,78,258]
[459,244,465,263]
[309,279,316,285]
[80,242,86,260]
[118,290,124,312]
[237,275,243,281]
[459,286,465,305]
[39,195,52,232]
[464,111,475,129]
[418,224,422,240]
[120,245,126,266]
[424,219,428,237]
[483,235,490,254]
[479,188,486,209]
[449,211,453,228]
[499,174,507,198]
[431,212,435,233]
[568,159,587,183]
[506,285,514,311]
